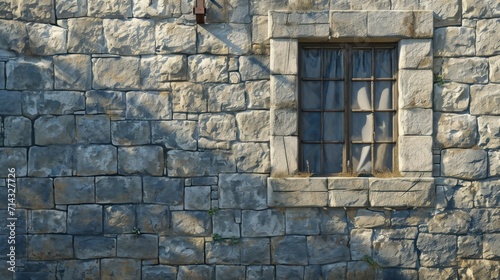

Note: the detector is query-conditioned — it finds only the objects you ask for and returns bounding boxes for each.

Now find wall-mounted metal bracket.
[193,0,206,24]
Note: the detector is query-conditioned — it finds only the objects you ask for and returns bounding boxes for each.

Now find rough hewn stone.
[67,205,103,234]
[398,39,432,69]
[418,233,457,267]
[427,211,471,234]
[85,90,125,117]
[34,115,75,145]
[137,204,171,234]
[93,57,140,89]
[104,19,154,55]
[308,235,350,264]
[213,210,240,239]
[474,179,500,208]
[67,18,106,53]
[476,19,500,56]
[463,0,500,18]
[459,259,500,280]
[478,116,500,149]
[269,11,329,38]
[74,236,116,259]
[17,178,53,209]
[219,173,267,209]
[88,0,132,17]
[96,176,141,203]
[132,0,170,17]
[0,19,28,53]
[330,11,367,38]
[420,0,461,27]
[199,114,237,141]
[12,0,55,23]
[490,56,500,82]
[6,57,53,90]
[189,55,228,82]
[206,241,241,264]
[141,55,187,89]
[399,70,433,108]
[271,235,307,265]
[198,24,251,55]
[0,90,21,115]
[178,265,214,280]
[434,27,475,57]
[56,260,100,280]
[399,136,433,172]
[125,91,171,120]
[118,146,164,175]
[241,209,285,237]
[435,113,478,148]
[142,265,178,280]
[442,58,488,84]
[167,150,236,176]
[239,55,269,81]
[54,177,95,204]
[373,236,417,268]
[4,116,31,146]
[434,83,469,112]
[400,109,432,136]
[489,151,500,177]
[184,186,211,210]
[458,235,482,259]
[236,111,270,141]
[367,10,432,37]
[55,0,87,18]
[76,115,111,144]
[54,55,91,90]
[171,82,206,112]
[207,83,246,112]
[233,142,270,173]
[104,204,136,233]
[117,234,158,259]
[470,84,500,115]
[350,229,372,260]
[76,145,117,175]
[171,211,212,236]
[101,259,140,280]
[215,266,245,280]
[441,149,488,180]
[156,22,196,54]
[246,81,270,109]
[28,146,73,177]
[151,120,196,150]
[27,23,67,55]
[28,235,73,260]
[111,121,150,145]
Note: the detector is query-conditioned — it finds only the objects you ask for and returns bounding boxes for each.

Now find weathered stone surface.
[101,259,140,280]
[370,178,435,207]
[458,260,500,280]
[213,210,240,238]
[4,116,31,146]
[242,209,285,237]
[132,0,172,17]
[238,239,270,265]
[88,0,132,17]
[67,205,103,234]
[215,265,245,280]
[442,58,488,84]
[28,146,73,177]
[56,260,100,280]
[67,18,106,53]
[352,209,386,228]
[350,229,372,260]
[76,145,117,175]
[441,149,488,180]
[470,209,500,233]
[398,39,432,69]
[85,90,125,117]
[198,24,251,55]
[54,55,92,90]
[476,19,500,56]
[368,10,432,37]
[137,204,171,234]
[93,57,140,89]
[417,233,457,267]
[268,177,328,207]
[489,151,500,177]
[185,186,211,210]
[470,84,500,115]
[490,56,500,82]
[189,55,228,82]
[270,75,297,109]
[269,11,329,38]
[400,109,432,135]
[74,236,116,259]
[141,55,187,89]
[199,114,237,141]
[246,80,270,109]
[104,204,136,233]
[27,23,66,55]
[0,19,28,53]
[172,211,212,236]
[309,235,350,264]
[54,177,95,204]
[463,0,500,18]
[125,91,170,119]
[205,241,241,264]
[233,143,270,173]
[474,179,500,208]
[12,0,55,23]
[399,70,433,108]
[478,116,500,149]
[399,136,433,172]
[276,266,303,279]
[420,0,461,27]
[458,235,482,258]
[28,235,73,260]
[373,236,417,268]
[270,40,297,75]
[6,57,53,90]
[252,16,268,44]
[0,91,21,115]
[117,234,158,259]
[104,19,154,55]
[236,111,270,141]
[246,266,275,279]
[34,115,75,145]
[330,11,367,38]
[142,265,178,280]
[55,0,87,18]
[16,178,53,209]
[427,211,470,234]
[178,265,214,280]
[207,83,246,112]
[111,121,150,145]
[347,262,376,280]
[328,178,369,207]
[434,83,469,112]
[271,236,307,265]
[219,173,267,209]
[152,121,197,150]
[239,55,269,81]
[483,234,500,259]
[156,22,196,54]
[171,82,206,112]
[96,176,142,203]
[167,150,236,176]
[434,27,475,57]
[435,113,478,148]
[76,115,111,144]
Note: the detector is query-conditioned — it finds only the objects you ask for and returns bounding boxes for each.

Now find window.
[299,43,397,175]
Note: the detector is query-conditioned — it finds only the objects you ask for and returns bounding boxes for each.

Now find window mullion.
[371,47,376,173]
[344,44,351,173]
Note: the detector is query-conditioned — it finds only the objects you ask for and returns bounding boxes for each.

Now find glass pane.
[375,81,392,110]
[351,82,371,110]
[324,144,343,173]
[324,49,343,79]
[375,112,393,142]
[352,144,372,173]
[303,144,321,173]
[302,48,321,78]
[302,112,321,141]
[324,112,344,142]
[375,49,392,78]
[374,144,393,172]
[302,81,321,109]
[324,81,344,110]
[352,50,372,78]
[351,113,373,142]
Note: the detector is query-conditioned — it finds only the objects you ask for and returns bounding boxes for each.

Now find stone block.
[167,150,236,176]
[219,173,267,210]
[270,40,297,75]
[85,90,125,117]
[276,266,303,279]
[317,208,347,235]
[156,22,196,54]
[0,19,28,53]
[93,57,140,89]
[350,229,372,260]
[483,234,500,259]
[328,178,369,207]
[367,11,422,38]
[76,145,117,176]
[22,91,85,117]
[199,113,237,141]
[141,55,187,89]
[28,146,73,177]
[54,54,92,90]
[441,149,488,180]
[271,108,298,136]
[143,177,183,205]
[101,259,140,280]
[171,211,212,236]
[433,82,469,112]
[28,235,73,260]
[189,55,228,82]
[239,238,270,265]
[206,241,241,264]
[213,210,240,238]
[246,80,270,109]
[137,204,171,234]
[125,91,170,120]
[159,236,205,264]
[470,209,500,233]
[104,19,154,55]
[442,57,488,84]
[271,236,307,265]
[56,260,100,280]
[239,55,269,81]
[74,236,116,259]
[67,18,106,53]
[252,16,268,44]
[478,116,500,149]
[373,236,417,268]
[117,234,158,259]
[427,210,470,234]
[67,205,102,234]
[29,210,66,233]
[352,209,386,228]
[185,186,211,210]
[111,121,150,145]
[435,113,477,148]
[458,260,500,280]
[178,265,214,279]
[104,204,136,234]
[489,151,500,177]
[369,178,435,207]
[330,11,367,38]
[27,23,66,55]
[207,83,246,112]
[490,55,500,82]
[0,90,21,115]
[246,266,275,279]
[307,235,350,264]
[76,115,111,144]
[270,75,297,110]
[88,0,132,17]
[171,82,206,112]
[118,146,164,175]
[142,265,178,280]
[269,11,329,38]
[399,136,433,172]
[285,208,320,235]
[55,0,87,18]
[12,0,55,23]
[6,57,53,90]
[54,177,95,204]
[152,120,197,151]
[398,39,432,69]
[458,235,482,258]
[241,209,285,237]
[476,19,500,56]
[96,176,141,203]
[474,179,500,208]
[4,116,31,146]
[398,70,433,108]
[197,24,251,55]
[400,108,432,136]
[463,0,500,18]
[233,143,270,173]
[34,115,75,145]
[434,27,475,57]
[132,0,170,17]
[216,266,245,280]
[236,111,270,141]
[417,233,457,267]
[420,0,461,27]
[347,262,376,280]
[470,84,500,115]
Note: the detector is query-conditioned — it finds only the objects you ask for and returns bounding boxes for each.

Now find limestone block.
[367,11,416,38]
[178,266,214,280]
[167,150,236,176]
[76,145,117,176]
[0,19,28,53]
[441,149,488,180]
[373,236,417,268]
[459,259,500,280]
[142,266,178,280]
[474,179,500,208]
[17,178,53,209]
[246,80,270,109]
[55,0,87,18]
[54,55,91,90]
[476,19,500,56]
[478,116,500,149]
[101,259,140,280]
[171,82,206,112]
[270,136,298,176]
[435,113,478,148]
[490,56,500,83]
[183,186,210,210]
[458,235,482,259]
[12,0,55,23]
[117,234,158,259]
[239,55,269,81]
[433,82,469,112]
[400,109,432,136]
[95,176,141,203]
[125,91,171,120]
[67,18,106,53]
[143,55,187,88]
[241,209,285,237]
[74,236,116,259]
[463,0,500,18]
[352,209,386,228]
[28,235,73,260]
[330,11,367,38]
[4,116,31,146]
[207,83,245,112]
[398,70,433,109]
[398,39,432,69]
[268,179,328,207]
[270,40,297,75]
[469,209,500,233]
[215,266,245,280]
[269,11,329,39]
[483,234,500,259]
[420,0,461,27]
[152,120,197,150]
[370,178,434,207]
[328,178,369,207]
[250,0,286,15]
[76,115,111,144]
[427,211,470,234]
[34,115,75,145]
[207,0,250,23]
[433,27,475,57]
[252,16,268,44]
[236,111,270,141]
[118,146,164,175]
[57,260,100,280]
[27,23,66,55]
[137,204,171,234]
[85,90,125,117]
[104,205,135,233]
[104,19,154,55]
[93,57,140,89]
[67,205,103,234]
[271,235,307,265]
[132,0,169,17]
[0,90,21,115]
[470,84,500,115]
[219,173,267,209]
[285,208,320,235]
[489,151,500,177]
[442,57,488,84]
[417,233,457,267]
[199,113,237,141]
[156,22,196,54]
[399,136,433,172]
[350,229,372,260]
[143,177,183,206]
[28,146,73,177]
[240,238,270,264]
[171,211,212,236]
[88,0,132,17]
[22,91,84,117]
[205,241,241,264]
[197,24,251,55]
[54,177,95,204]
[233,142,270,173]
[188,55,228,83]
[6,57,53,90]
[307,235,350,264]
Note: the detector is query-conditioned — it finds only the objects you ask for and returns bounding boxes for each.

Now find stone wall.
[0,0,499,279]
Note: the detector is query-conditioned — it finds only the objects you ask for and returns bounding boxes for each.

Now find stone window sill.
[267,177,435,208]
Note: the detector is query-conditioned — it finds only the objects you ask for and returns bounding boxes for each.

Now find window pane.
[351,82,371,110]
[374,144,393,172]
[324,49,343,79]
[302,48,321,78]
[302,112,321,141]
[324,81,344,110]
[324,144,343,173]
[303,144,321,173]
[351,113,373,142]
[375,49,392,78]
[302,81,321,109]
[324,112,344,142]
[375,112,393,142]
[375,81,393,110]
[352,144,371,173]
[352,50,372,78]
